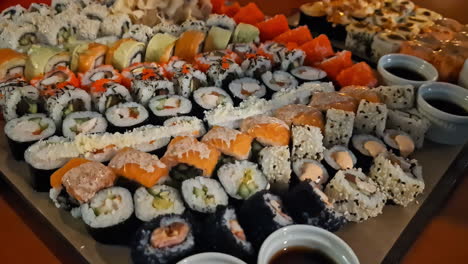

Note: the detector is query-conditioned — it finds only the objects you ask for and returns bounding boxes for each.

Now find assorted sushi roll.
[62,111,107,139]
[181,176,229,213]
[3,85,42,121]
[201,126,253,161]
[351,134,388,172]
[192,87,233,117]
[105,102,149,133]
[386,108,430,148]
[258,145,292,194]
[291,125,325,161]
[228,77,267,104]
[292,159,329,186]
[354,100,388,137]
[148,95,192,123]
[323,109,355,148]
[291,66,328,83]
[90,81,132,114]
[383,129,416,157]
[133,185,185,222]
[323,145,357,176]
[375,85,415,110]
[261,71,298,93]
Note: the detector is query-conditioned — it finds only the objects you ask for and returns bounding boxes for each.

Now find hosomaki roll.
[134,185,185,222]
[70,42,108,74]
[202,126,254,161]
[145,33,178,63]
[161,136,221,181]
[25,45,70,81]
[203,26,232,52]
[240,115,290,147]
[106,38,145,71]
[80,65,123,90]
[90,80,132,114]
[174,30,206,62]
[30,66,80,90]
[181,176,229,213]
[0,49,27,82]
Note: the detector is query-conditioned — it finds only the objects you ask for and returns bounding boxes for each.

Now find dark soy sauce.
[426,99,468,116]
[269,246,337,264]
[385,66,427,81]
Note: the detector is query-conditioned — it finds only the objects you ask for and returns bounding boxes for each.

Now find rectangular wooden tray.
[1,125,467,264]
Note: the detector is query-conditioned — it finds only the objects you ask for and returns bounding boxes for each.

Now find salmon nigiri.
[309,92,359,113]
[340,85,382,103]
[240,115,290,146]
[274,104,325,132]
[202,126,253,160]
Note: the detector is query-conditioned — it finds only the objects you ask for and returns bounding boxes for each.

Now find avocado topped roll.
[70,42,108,74]
[45,85,92,125]
[25,45,70,81]
[62,111,107,139]
[0,23,38,52]
[204,27,233,52]
[232,23,260,44]
[145,33,178,63]
[3,85,41,121]
[106,38,145,70]
[90,81,132,114]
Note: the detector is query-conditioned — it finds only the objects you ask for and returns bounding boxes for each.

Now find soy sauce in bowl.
[426,99,468,116]
[269,246,337,264]
[385,66,427,81]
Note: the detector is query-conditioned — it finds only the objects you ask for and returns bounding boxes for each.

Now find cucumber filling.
[192,185,215,205]
[19,33,37,47]
[105,94,125,109]
[63,99,85,116]
[237,169,258,199]
[147,189,174,210]
[16,97,39,116]
[93,194,122,216]
[57,27,72,44]
[28,117,49,135]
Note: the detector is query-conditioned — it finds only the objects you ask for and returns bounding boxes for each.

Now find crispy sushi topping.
[151,222,189,249]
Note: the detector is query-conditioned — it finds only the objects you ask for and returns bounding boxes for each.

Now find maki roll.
[202,126,253,161]
[0,4,26,21]
[131,214,195,264]
[325,169,386,222]
[257,41,287,67]
[194,50,239,73]
[62,111,107,139]
[161,137,221,180]
[45,85,92,125]
[24,45,70,81]
[100,13,131,38]
[80,65,123,90]
[345,22,379,59]
[351,134,387,172]
[163,116,206,138]
[5,114,55,161]
[129,125,171,156]
[192,87,233,117]
[232,23,260,44]
[173,65,207,97]
[258,146,292,194]
[375,85,415,110]
[122,61,164,87]
[274,104,325,130]
[204,26,233,52]
[122,24,154,43]
[261,71,298,93]
[386,109,430,148]
[3,85,41,121]
[180,18,208,33]
[81,2,108,22]
[90,81,132,114]
[202,206,255,262]
[238,191,293,249]
[240,115,290,147]
[290,66,328,83]
[217,160,268,200]
[153,20,182,37]
[133,79,174,107]
[371,32,406,63]
[105,102,149,133]
[279,48,306,72]
[106,39,145,70]
[323,109,355,148]
[383,129,415,158]
[0,23,38,52]
[285,180,346,231]
[81,187,137,245]
[148,95,192,123]
[0,48,27,82]
[354,100,388,137]
[240,54,272,79]
[30,66,80,89]
[292,159,329,187]
[35,16,74,46]
[228,78,267,105]
[291,125,326,161]
[70,42,108,74]
[145,33,177,63]
[174,30,206,61]
[227,43,258,60]
[134,185,185,222]
[206,58,243,88]
[323,145,357,176]
[181,176,229,213]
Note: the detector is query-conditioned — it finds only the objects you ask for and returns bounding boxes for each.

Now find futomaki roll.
[351,134,387,172]
[292,159,329,187]
[261,71,298,93]
[90,81,132,114]
[62,111,107,139]
[163,116,206,138]
[206,58,243,88]
[134,185,185,222]
[5,114,56,160]
[323,145,357,176]
[45,85,92,125]
[148,95,192,123]
[192,87,233,118]
[131,214,196,264]
[80,65,122,90]
[291,66,328,83]
[105,102,149,133]
[181,177,229,213]
[382,129,415,158]
[3,85,41,121]
[228,78,267,105]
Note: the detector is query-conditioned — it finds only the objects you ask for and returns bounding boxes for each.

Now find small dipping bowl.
[378,54,438,87]
[177,252,246,264]
[258,225,359,264]
[417,82,468,145]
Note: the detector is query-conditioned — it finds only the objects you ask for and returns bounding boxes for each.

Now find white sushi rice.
[279,49,305,71]
[181,177,228,213]
[62,111,107,139]
[241,56,272,78]
[354,100,388,137]
[264,192,294,226]
[5,113,55,142]
[105,102,148,128]
[149,95,192,117]
[25,136,79,170]
[206,14,237,31]
[193,87,233,110]
[386,108,430,148]
[81,187,133,228]
[375,85,415,110]
[0,22,37,51]
[218,161,268,200]
[134,185,185,222]
[229,78,267,100]
[272,82,335,106]
[100,13,131,37]
[3,85,40,121]
[123,24,154,43]
[292,125,325,161]
[324,109,355,148]
[46,86,92,125]
[91,82,132,113]
[325,169,386,222]
[261,71,298,92]
[133,79,175,106]
[258,146,292,193]
[129,125,171,153]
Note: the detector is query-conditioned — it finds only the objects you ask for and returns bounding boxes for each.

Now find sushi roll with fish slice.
[70,42,108,74]
[3,85,42,121]
[206,58,243,89]
[275,104,324,129]
[261,71,298,93]
[106,39,145,70]
[218,161,268,200]
[194,50,240,73]
[240,115,290,148]
[369,152,424,206]
[383,129,415,158]
[325,168,386,222]
[345,22,380,58]
[25,45,70,81]
[239,191,293,249]
[45,85,92,125]
[145,33,177,63]
[323,109,355,148]
[123,24,154,43]
[174,30,206,62]
[134,185,185,222]
[129,125,171,156]
[161,136,221,181]
[105,102,149,133]
[204,26,233,52]
[241,54,272,79]
[290,66,327,83]
[350,134,387,172]
[192,87,233,117]
[291,125,325,162]
[202,126,253,162]
[386,108,430,148]
[131,214,196,264]
[371,31,406,63]
[0,23,37,52]
[206,14,237,31]
[258,146,292,194]
[375,85,415,110]
[285,181,346,231]
[181,177,228,213]
[100,13,131,38]
[323,145,357,176]
[232,23,260,44]
[354,100,388,137]
[30,66,80,90]
[81,187,137,245]
[163,116,206,138]
[0,49,27,82]
[228,78,267,105]
[5,114,56,161]
[62,111,107,139]
[35,16,75,46]
[90,81,132,114]
[109,148,169,192]
[80,65,123,90]
[292,159,329,187]
[148,95,192,123]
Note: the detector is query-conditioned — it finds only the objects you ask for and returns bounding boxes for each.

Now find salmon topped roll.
[309,92,359,113]
[202,126,254,161]
[240,115,290,147]
[340,85,382,103]
[161,136,221,181]
[109,147,169,190]
[274,104,325,131]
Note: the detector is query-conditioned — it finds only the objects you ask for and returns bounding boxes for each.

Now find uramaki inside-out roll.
[202,126,254,160]
[174,30,206,62]
[0,48,27,82]
[240,115,290,147]
[30,66,80,89]
[25,45,70,81]
[274,104,325,132]
[70,42,108,74]
[106,38,146,70]
[80,65,123,90]
[121,62,161,88]
[145,33,178,64]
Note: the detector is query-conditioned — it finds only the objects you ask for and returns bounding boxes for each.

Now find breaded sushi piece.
[202,126,253,160]
[258,146,292,194]
[354,100,388,137]
[274,104,324,131]
[374,85,415,109]
[240,115,290,146]
[70,42,108,74]
[340,86,382,103]
[291,125,325,161]
[106,38,145,70]
[309,92,359,113]
[323,109,355,148]
[0,49,26,82]
[109,147,169,188]
[161,136,221,180]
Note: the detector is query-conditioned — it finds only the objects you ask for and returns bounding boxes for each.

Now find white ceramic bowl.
[378,54,438,87]
[177,252,246,264]
[417,82,468,145]
[258,225,359,264]
[459,59,468,89]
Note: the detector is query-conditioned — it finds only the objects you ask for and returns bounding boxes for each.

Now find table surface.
[1,1,468,264]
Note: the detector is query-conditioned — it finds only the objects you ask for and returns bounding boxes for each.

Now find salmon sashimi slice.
[202,126,254,160]
[273,26,313,46]
[256,14,290,42]
[309,92,359,113]
[240,115,290,146]
[151,222,189,249]
[336,62,378,88]
[318,50,353,80]
[300,34,335,65]
[340,85,382,103]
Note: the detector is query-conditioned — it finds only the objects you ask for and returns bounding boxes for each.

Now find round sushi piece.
[206,14,237,31]
[172,66,207,97]
[5,113,56,161]
[279,48,305,71]
[3,85,42,121]
[45,85,92,125]
[62,111,107,139]
[163,116,206,138]
[240,54,272,79]
[383,129,415,158]
[261,71,298,93]
[292,159,329,187]
[148,95,192,123]
[90,81,132,114]
[105,102,149,133]
[129,125,171,156]
[192,87,233,117]
[80,65,122,90]
[24,46,70,81]
[284,181,346,231]
[106,39,145,71]
[81,186,137,245]
[291,66,328,82]
[257,41,287,67]
[325,169,387,222]
[227,43,258,60]
[217,161,268,200]
[181,177,229,213]
[238,191,293,249]
[228,78,267,105]
[134,185,185,222]
[131,214,196,264]
[206,58,243,89]
[30,66,80,90]
[153,20,182,37]
[202,206,255,262]
[324,145,357,176]
[180,17,208,33]
[0,48,27,82]
[351,134,387,172]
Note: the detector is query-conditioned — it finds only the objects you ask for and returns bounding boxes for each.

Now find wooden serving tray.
[1,126,467,264]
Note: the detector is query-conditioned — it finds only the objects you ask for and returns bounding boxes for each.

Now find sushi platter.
[0,1,468,264]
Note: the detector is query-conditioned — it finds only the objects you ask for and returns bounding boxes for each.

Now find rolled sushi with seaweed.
[80,65,122,90]
[258,146,292,194]
[292,159,329,187]
[0,23,38,52]
[90,81,132,114]
[62,111,107,139]
[134,185,185,222]
[291,66,328,83]
[148,95,192,123]
[350,134,387,172]
[323,145,357,176]
[3,85,42,121]
[241,54,272,79]
[206,58,243,89]
[129,125,171,156]
[386,108,430,148]
[192,87,233,118]
[382,129,415,158]
[105,102,149,133]
[45,85,92,126]
[261,71,298,94]
[228,78,267,105]
[181,176,229,214]
[172,65,207,98]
